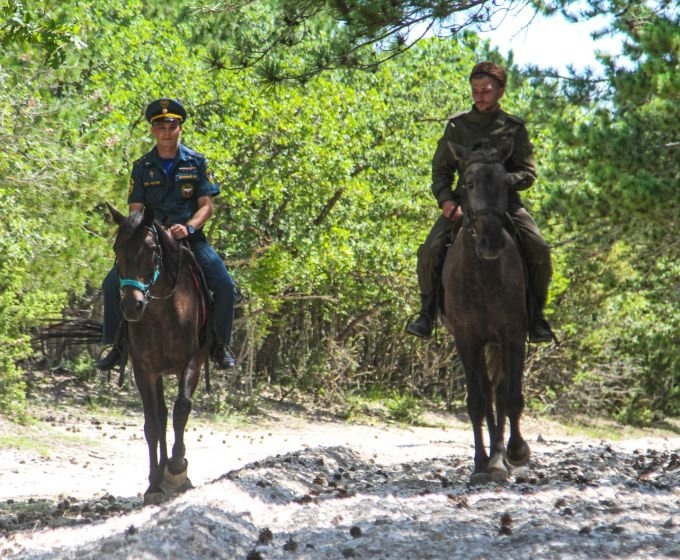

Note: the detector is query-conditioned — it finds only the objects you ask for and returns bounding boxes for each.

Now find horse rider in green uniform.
[406,61,554,343]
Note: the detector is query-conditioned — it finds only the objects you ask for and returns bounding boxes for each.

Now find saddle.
[180,242,212,330]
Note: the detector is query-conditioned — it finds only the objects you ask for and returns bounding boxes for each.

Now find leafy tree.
[192,0,533,81]
[521,0,679,422]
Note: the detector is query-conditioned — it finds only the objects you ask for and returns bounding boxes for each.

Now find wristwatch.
[186,224,196,235]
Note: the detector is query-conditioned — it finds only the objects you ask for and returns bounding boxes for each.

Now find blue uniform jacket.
[128,144,219,232]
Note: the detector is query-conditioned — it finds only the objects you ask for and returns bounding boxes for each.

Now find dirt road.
[1,372,678,559]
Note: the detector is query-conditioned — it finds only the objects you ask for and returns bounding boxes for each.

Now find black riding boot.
[527,264,555,343]
[95,346,124,371]
[405,293,437,339]
[529,313,554,343]
[213,345,236,369]
[95,321,127,371]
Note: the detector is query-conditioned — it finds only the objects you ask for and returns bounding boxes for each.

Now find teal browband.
[119,226,162,295]
[120,268,160,294]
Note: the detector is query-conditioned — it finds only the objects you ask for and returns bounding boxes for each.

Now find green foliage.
[522,0,680,421]
[190,0,527,81]
[385,391,423,424]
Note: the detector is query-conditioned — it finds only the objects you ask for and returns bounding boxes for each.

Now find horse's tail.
[485,343,504,389]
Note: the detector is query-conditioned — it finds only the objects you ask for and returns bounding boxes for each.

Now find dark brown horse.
[108,203,208,505]
[441,140,531,484]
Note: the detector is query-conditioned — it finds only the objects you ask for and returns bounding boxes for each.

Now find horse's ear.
[447,141,472,163]
[106,203,126,225]
[142,205,155,227]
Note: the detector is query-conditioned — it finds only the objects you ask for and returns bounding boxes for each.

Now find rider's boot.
[213,345,236,369]
[405,293,437,339]
[95,345,124,371]
[96,320,127,371]
[527,260,555,343]
[528,312,554,343]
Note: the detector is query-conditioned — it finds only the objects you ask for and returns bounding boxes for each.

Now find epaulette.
[447,110,469,121]
[132,153,151,167]
[182,146,201,158]
[506,114,526,126]
[176,144,205,164]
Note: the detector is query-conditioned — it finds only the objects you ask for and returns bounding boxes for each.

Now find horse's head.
[108,203,162,322]
[448,139,512,260]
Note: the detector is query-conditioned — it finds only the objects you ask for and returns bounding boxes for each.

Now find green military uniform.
[412,105,552,339]
[432,106,536,211]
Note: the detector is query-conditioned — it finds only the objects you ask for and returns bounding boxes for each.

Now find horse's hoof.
[178,477,194,492]
[163,465,187,487]
[162,477,193,495]
[161,466,194,496]
[489,466,508,483]
[488,456,508,482]
[143,490,165,506]
[469,472,492,486]
[506,441,531,467]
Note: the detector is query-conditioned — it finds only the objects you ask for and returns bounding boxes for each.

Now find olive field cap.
[145,98,187,123]
[469,62,507,88]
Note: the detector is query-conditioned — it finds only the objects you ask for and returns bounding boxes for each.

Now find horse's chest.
[449,261,521,318]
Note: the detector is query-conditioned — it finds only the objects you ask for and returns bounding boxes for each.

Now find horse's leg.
[485,345,509,482]
[488,380,509,481]
[505,339,530,467]
[156,376,169,472]
[481,349,497,458]
[164,360,201,493]
[458,344,491,483]
[136,374,167,505]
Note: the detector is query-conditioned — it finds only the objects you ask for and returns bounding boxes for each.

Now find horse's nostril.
[136,300,144,312]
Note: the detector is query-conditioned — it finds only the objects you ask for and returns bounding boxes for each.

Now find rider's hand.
[442,200,462,223]
[169,224,188,239]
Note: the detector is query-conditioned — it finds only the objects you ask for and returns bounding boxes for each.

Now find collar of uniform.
[467,105,505,126]
[149,143,193,166]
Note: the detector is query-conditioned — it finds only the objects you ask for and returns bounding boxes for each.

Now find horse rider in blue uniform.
[96,98,237,370]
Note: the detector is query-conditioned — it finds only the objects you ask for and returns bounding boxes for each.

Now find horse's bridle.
[464,206,506,239]
[461,159,507,239]
[118,225,180,301]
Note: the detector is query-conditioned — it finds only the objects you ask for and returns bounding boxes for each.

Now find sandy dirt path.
[1,372,678,559]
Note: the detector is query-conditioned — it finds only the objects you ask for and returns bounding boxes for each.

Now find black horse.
[108,203,209,504]
[441,140,531,484]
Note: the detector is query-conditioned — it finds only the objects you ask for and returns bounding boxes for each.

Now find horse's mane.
[155,223,182,285]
